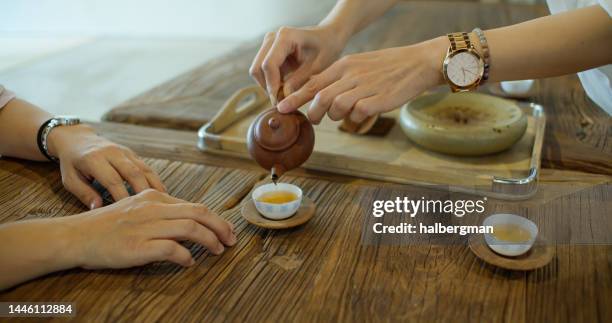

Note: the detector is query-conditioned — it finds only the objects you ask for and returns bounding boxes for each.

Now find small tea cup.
[483,213,538,257]
[252,183,302,220]
[500,79,534,95]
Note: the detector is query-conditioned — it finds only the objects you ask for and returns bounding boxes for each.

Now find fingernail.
[188,258,195,266]
[228,234,237,246]
[90,201,97,210]
[277,100,289,113]
[216,244,225,254]
[284,84,294,95]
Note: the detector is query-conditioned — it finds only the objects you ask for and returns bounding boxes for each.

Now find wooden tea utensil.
[241,196,316,229]
[468,233,555,271]
[339,115,379,135]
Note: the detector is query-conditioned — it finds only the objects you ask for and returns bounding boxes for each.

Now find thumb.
[61,167,103,209]
[283,63,314,96]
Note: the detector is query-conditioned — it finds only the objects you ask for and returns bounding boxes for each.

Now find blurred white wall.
[0,0,335,39]
[0,0,336,121]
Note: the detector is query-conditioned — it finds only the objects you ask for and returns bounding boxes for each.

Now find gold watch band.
[447,32,472,51]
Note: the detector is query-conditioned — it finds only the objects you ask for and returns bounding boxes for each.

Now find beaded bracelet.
[472,27,490,83]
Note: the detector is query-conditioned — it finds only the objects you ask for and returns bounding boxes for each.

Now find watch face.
[446,51,482,87]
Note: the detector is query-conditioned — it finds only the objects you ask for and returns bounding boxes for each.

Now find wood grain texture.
[0,156,610,322]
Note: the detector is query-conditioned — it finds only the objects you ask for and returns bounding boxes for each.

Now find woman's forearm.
[0,218,81,290]
[479,5,612,82]
[0,98,93,162]
[320,0,398,44]
[0,98,52,161]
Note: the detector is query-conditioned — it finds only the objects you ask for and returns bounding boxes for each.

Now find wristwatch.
[37,116,81,162]
[442,32,485,92]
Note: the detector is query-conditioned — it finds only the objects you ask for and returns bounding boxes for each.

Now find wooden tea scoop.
[339,115,379,135]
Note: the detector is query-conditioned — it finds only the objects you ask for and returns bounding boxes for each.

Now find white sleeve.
[0,85,16,109]
[597,0,612,15]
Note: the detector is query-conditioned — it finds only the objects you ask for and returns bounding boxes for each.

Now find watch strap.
[447,32,472,51]
[36,116,81,163]
[37,118,60,163]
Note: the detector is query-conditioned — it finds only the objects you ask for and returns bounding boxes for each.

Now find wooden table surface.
[2,1,612,322]
[0,122,610,322]
[102,1,612,176]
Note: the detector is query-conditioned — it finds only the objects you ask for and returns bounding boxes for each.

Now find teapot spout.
[270,165,286,184]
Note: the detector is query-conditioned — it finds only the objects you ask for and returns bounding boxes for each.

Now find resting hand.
[0,190,236,289]
[249,25,347,101]
[277,38,446,124]
[71,190,236,269]
[47,124,165,209]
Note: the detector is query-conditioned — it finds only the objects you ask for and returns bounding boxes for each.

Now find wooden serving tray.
[198,86,546,200]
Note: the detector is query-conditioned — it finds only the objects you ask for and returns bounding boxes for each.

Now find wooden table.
[102,1,612,175]
[0,122,610,322]
[2,1,612,322]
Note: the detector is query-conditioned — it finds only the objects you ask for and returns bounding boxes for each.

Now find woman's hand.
[0,190,236,290]
[71,189,236,269]
[47,124,165,209]
[277,37,447,124]
[249,25,348,102]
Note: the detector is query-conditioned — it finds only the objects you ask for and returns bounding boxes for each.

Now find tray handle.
[198,85,268,150]
[491,103,546,199]
[207,85,268,133]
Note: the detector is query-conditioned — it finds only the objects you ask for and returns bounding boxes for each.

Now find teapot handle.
[207,85,268,133]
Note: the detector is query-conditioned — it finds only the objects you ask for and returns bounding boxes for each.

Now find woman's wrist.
[47,123,96,159]
[418,36,448,88]
[318,19,353,49]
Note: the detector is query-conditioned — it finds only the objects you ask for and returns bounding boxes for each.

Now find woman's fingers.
[283,62,314,95]
[313,80,358,122]
[262,29,295,99]
[249,32,276,89]
[77,158,130,202]
[277,63,341,114]
[349,95,384,123]
[108,156,150,194]
[61,166,103,209]
[151,219,226,255]
[157,203,236,247]
[126,154,166,193]
[332,86,377,123]
[141,240,195,267]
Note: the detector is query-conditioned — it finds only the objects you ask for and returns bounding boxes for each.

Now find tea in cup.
[252,183,302,220]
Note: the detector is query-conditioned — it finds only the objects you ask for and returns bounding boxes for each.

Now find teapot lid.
[252,109,300,152]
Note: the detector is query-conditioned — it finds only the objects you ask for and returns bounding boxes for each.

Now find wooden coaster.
[241,196,316,229]
[468,233,554,271]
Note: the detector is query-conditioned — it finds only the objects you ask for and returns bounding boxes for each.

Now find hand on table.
[0,190,236,289]
[71,190,236,269]
[276,38,446,124]
[249,25,347,102]
[47,124,165,209]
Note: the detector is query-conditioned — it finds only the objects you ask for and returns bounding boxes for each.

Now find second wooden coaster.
[241,196,316,229]
[468,233,555,271]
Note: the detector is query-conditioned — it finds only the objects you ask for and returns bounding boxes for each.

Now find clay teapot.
[246,89,315,181]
